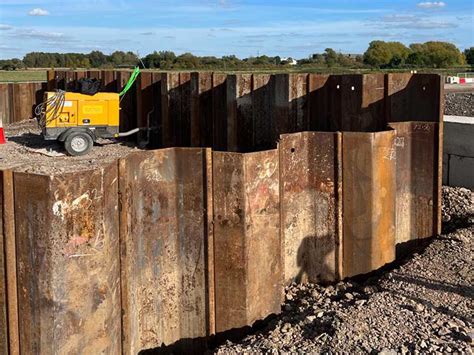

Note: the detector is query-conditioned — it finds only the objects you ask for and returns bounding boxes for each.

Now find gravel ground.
[216,186,473,354]
[1,119,140,174]
[444,93,474,117]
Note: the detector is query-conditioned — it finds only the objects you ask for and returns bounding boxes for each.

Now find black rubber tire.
[64,131,93,156]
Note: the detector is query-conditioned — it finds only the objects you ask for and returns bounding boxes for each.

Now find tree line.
[0,41,473,71]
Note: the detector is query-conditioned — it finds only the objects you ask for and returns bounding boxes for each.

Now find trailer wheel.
[64,131,93,156]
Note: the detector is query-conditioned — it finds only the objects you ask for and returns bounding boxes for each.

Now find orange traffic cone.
[0,115,5,144]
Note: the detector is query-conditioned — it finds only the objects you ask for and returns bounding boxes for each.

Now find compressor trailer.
[36,67,142,156]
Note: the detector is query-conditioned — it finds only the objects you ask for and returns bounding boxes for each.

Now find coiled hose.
[35,89,66,129]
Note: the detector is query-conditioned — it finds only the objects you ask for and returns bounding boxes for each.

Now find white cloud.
[28,8,50,16]
[9,29,64,40]
[0,24,13,30]
[382,15,417,22]
[378,13,456,29]
[417,2,446,9]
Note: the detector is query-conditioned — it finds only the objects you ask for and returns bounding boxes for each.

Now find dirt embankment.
[216,187,473,354]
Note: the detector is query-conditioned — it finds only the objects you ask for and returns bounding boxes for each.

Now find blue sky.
[0,0,472,59]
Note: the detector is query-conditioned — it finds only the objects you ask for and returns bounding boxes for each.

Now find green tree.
[464,47,474,65]
[363,41,410,67]
[406,51,425,66]
[89,51,108,67]
[363,41,391,67]
[175,52,200,68]
[409,42,464,68]
[0,58,24,70]
[336,53,355,67]
[310,53,325,65]
[109,51,138,67]
[323,48,337,67]
[425,42,464,67]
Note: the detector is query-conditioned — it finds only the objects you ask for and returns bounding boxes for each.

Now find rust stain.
[342,130,396,277]
[14,164,121,354]
[280,132,340,284]
[119,148,211,354]
[213,150,282,333]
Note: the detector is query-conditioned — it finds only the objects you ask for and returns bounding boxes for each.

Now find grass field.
[0,70,46,82]
[0,67,471,83]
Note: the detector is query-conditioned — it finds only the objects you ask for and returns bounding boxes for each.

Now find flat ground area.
[445,93,474,117]
[0,120,140,174]
[445,83,474,94]
[216,186,473,354]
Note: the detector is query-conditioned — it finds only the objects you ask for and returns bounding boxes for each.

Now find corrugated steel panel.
[253,74,275,150]
[212,73,228,151]
[12,83,32,123]
[387,73,442,237]
[161,73,191,147]
[55,70,66,90]
[101,70,116,92]
[386,73,441,123]
[225,74,253,152]
[0,85,11,125]
[274,73,290,135]
[0,171,10,354]
[289,73,308,132]
[14,165,121,354]
[308,74,331,131]
[191,72,213,147]
[0,170,19,355]
[213,150,282,332]
[116,70,136,133]
[87,70,101,81]
[0,82,45,124]
[342,130,396,277]
[119,149,213,353]
[390,122,439,247]
[75,70,86,82]
[136,71,161,145]
[46,70,55,91]
[65,71,75,91]
[279,131,342,284]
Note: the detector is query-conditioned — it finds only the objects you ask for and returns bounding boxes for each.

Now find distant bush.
[1,41,469,71]
[464,47,474,66]
[362,40,465,69]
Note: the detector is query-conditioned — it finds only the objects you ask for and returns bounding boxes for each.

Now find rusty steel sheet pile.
[386,73,443,238]
[119,148,213,353]
[390,122,439,249]
[0,170,19,355]
[0,171,11,354]
[13,165,121,354]
[0,71,443,353]
[213,150,283,332]
[342,130,397,277]
[0,82,46,125]
[279,132,342,284]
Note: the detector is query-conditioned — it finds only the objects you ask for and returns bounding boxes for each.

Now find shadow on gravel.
[390,274,473,298]
[9,133,64,152]
[8,132,138,153]
[391,288,472,325]
[138,314,279,354]
[442,216,473,234]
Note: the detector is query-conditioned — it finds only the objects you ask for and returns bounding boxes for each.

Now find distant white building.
[281,57,297,65]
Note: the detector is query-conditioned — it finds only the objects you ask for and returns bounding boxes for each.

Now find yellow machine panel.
[45,92,120,128]
[79,100,108,126]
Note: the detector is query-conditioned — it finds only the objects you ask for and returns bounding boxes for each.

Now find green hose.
[119,66,140,97]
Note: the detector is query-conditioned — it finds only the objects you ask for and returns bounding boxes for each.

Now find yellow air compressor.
[36,67,141,156]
